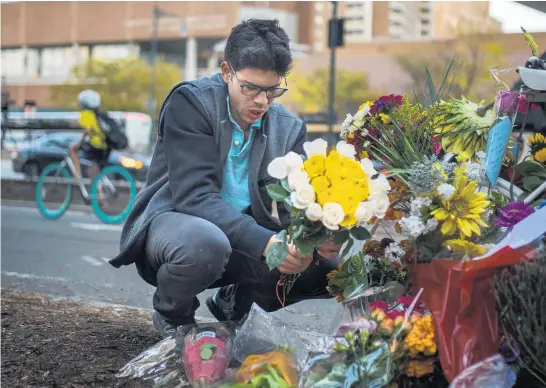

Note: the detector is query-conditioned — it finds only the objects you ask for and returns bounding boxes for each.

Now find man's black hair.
[224,19,292,77]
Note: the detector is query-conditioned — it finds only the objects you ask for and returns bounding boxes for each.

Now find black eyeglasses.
[228,62,288,99]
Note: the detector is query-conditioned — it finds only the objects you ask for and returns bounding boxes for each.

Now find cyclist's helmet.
[78,89,101,110]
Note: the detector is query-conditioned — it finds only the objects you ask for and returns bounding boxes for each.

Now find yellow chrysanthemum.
[532,147,546,164]
[358,100,374,111]
[332,181,360,215]
[430,175,490,239]
[341,158,366,181]
[360,150,369,159]
[529,132,546,146]
[443,239,485,258]
[311,176,331,194]
[405,315,437,357]
[378,113,391,124]
[324,154,345,186]
[304,155,326,178]
[317,187,336,206]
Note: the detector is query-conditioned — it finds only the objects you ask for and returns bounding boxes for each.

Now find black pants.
[136,211,339,325]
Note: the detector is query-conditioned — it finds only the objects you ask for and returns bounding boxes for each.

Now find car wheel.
[24,161,41,178]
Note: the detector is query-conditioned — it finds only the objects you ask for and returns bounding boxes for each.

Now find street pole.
[327,1,338,148]
[147,6,160,154]
[1,76,9,151]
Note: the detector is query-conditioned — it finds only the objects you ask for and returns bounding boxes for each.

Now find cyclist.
[69,90,111,185]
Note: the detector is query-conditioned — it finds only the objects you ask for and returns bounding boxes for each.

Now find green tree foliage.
[282,68,377,120]
[51,58,182,116]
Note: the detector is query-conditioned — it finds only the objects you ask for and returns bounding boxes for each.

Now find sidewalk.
[1,289,158,387]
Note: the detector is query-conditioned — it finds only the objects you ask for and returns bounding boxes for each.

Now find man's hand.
[264,235,313,274]
[316,238,343,259]
[278,244,313,274]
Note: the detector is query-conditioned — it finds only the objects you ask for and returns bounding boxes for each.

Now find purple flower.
[496,201,535,228]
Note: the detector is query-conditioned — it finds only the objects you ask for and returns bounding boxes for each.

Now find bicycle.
[35,154,137,224]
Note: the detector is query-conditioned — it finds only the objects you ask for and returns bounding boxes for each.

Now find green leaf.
[289,224,304,240]
[341,238,354,259]
[283,197,293,212]
[280,178,292,193]
[348,253,365,277]
[265,240,288,270]
[350,226,371,241]
[515,160,546,177]
[290,207,301,218]
[294,238,315,256]
[523,175,544,192]
[334,229,350,245]
[266,184,289,201]
[425,67,436,107]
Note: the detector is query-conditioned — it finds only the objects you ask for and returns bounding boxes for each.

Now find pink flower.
[369,300,389,312]
[433,136,442,155]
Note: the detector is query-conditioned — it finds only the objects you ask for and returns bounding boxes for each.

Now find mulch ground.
[1,289,161,387]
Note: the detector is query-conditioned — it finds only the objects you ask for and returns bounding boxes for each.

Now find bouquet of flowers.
[340,94,439,177]
[265,139,391,293]
[327,239,410,302]
[300,295,443,387]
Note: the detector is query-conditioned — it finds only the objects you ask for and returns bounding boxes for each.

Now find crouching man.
[109,19,342,338]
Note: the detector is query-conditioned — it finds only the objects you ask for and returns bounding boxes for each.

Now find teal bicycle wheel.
[35,162,73,220]
[90,165,137,224]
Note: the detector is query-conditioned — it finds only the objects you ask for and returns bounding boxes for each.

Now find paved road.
[1,205,341,334]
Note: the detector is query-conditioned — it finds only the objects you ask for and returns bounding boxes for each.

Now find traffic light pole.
[327,1,339,147]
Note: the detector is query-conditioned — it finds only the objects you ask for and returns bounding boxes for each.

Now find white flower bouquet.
[264,139,392,278]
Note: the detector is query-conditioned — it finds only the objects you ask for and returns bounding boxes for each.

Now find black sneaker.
[206,285,242,322]
[152,311,195,339]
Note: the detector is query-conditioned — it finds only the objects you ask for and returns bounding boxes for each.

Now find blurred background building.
[1,1,546,111]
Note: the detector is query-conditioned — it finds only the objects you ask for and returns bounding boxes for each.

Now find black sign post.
[327,2,344,147]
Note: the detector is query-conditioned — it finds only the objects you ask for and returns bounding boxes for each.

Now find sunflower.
[443,239,485,258]
[529,133,546,154]
[532,147,546,164]
[430,175,490,239]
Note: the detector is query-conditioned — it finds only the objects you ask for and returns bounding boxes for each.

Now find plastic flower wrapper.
[449,354,516,388]
[299,328,394,388]
[265,138,390,295]
[182,324,234,388]
[231,303,332,372]
[411,207,546,382]
[116,321,239,388]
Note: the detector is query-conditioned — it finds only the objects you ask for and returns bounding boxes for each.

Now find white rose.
[267,157,288,179]
[360,158,377,176]
[290,184,315,210]
[355,201,374,225]
[305,202,323,222]
[371,193,390,218]
[336,141,357,159]
[368,174,391,195]
[303,138,328,158]
[284,151,304,173]
[437,183,456,200]
[322,202,345,231]
[287,168,309,190]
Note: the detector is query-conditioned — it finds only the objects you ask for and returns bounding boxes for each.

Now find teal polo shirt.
[220,97,262,212]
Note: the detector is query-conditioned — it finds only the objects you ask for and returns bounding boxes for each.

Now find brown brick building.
[1,1,540,108]
[1,1,316,107]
